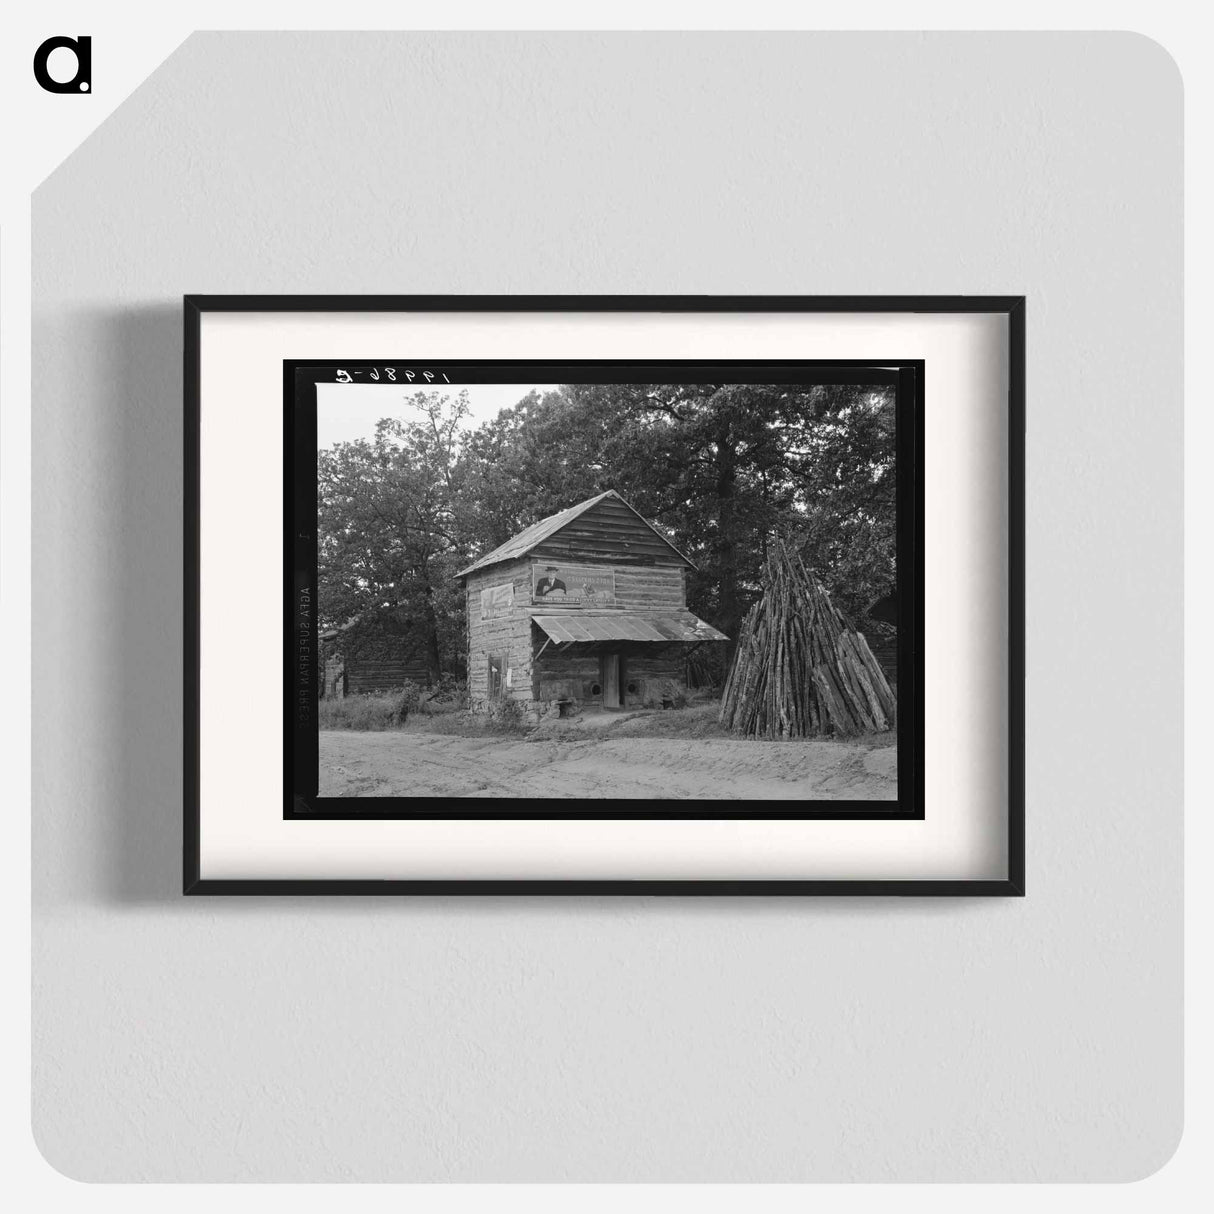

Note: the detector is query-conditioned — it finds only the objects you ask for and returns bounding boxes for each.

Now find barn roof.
[456,490,693,578]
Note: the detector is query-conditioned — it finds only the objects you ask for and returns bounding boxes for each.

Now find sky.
[316,382,557,449]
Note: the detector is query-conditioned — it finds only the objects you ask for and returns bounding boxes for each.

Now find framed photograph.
[185,296,1023,894]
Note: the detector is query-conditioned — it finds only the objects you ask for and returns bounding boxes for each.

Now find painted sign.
[479,582,513,620]
[531,562,617,607]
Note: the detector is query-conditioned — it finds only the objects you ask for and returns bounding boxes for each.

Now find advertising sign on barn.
[479,582,514,620]
[531,562,617,607]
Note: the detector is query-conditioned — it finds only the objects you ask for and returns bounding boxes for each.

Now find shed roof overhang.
[531,611,728,645]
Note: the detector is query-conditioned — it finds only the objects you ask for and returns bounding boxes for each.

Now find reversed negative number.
[332,367,451,384]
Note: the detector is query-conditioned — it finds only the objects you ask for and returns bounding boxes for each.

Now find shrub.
[391,680,423,725]
[318,690,400,731]
[429,672,466,704]
[489,696,524,726]
[656,678,687,709]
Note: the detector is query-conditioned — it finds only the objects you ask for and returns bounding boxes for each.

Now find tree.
[457,381,896,632]
[317,390,470,677]
[319,380,898,687]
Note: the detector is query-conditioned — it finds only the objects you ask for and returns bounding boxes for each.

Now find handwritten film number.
[333,368,451,384]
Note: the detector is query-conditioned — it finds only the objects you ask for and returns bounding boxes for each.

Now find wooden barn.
[457,490,728,722]
[319,628,434,698]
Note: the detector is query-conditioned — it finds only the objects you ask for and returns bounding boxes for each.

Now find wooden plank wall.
[535,653,603,704]
[532,649,688,708]
[465,496,696,713]
[344,657,434,695]
[608,565,684,609]
[465,559,535,706]
[526,562,684,610]
[531,495,687,568]
[622,652,686,707]
[321,640,433,697]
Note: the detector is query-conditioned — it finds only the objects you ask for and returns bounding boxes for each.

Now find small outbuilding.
[457,490,728,721]
[319,627,434,698]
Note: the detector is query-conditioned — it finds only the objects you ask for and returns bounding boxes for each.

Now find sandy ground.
[319,727,898,801]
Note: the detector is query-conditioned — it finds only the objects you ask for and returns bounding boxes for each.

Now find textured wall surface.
[31,33,1182,1181]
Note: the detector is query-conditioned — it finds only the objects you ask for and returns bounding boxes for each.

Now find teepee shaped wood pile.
[719,543,896,739]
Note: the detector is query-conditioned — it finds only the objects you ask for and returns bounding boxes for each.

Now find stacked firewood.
[719,544,897,738]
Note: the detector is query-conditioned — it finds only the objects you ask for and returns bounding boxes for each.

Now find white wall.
[31,32,1182,1181]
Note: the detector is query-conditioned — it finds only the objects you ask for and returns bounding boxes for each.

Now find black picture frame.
[184,295,1025,897]
[288,358,922,823]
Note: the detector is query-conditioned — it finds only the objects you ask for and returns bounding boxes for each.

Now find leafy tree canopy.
[318,383,895,679]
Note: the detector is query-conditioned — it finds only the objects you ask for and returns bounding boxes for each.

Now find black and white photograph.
[188,296,1018,890]
[291,360,920,815]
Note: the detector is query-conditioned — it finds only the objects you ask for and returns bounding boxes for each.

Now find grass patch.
[605,700,897,746]
[609,701,729,740]
[850,728,897,749]
[318,691,403,731]
[318,688,469,732]
[319,691,530,738]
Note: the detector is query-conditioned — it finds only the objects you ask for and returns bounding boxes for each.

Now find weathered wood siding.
[344,657,433,694]
[465,558,535,706]
[621,653,685,707]
[463,495,703,717]
[534,653,603,704]
[533,649,688,708]
[607,564,684,609]
[321,639,432,697]
[467,558,691,707]
[527,561,684,611]
[530,495,687,567]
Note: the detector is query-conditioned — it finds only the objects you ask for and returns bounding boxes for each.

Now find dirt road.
[319,729,897,801]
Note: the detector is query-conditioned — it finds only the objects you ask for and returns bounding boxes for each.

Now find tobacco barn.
[319,626,435,698]
[457,490,728,721]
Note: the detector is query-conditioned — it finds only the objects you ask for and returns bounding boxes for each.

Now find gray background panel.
[32,32,1181,1181]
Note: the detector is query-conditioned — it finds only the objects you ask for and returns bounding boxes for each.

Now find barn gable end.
[456,490,690,579]
[530,493,689,568]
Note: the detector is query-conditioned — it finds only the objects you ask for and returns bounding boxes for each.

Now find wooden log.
[719,538,898,740]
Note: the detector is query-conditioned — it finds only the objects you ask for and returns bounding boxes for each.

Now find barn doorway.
[487,653,505,702]
[601,652,623,708]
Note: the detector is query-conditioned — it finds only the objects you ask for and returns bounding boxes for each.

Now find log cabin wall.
[466,557,694,716]
[320,638,432,697]
[534,653,602,705]
[592,564,684,609]
[343,656,434,695]
[465,558,535,708]
[532,647,687,710]
[620,651,685,707]
[461,493,712,720]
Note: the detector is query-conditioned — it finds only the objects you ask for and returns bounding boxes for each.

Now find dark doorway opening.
[601,652,623,708]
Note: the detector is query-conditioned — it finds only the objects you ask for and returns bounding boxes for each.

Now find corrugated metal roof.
[532,611,728,645]
[456,490,692,578]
